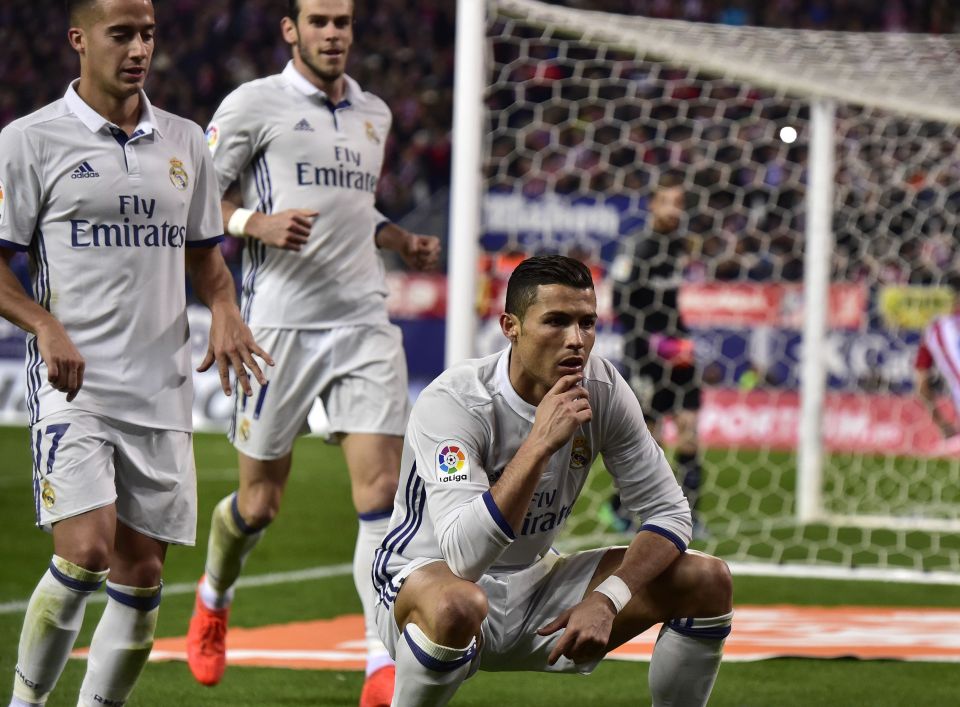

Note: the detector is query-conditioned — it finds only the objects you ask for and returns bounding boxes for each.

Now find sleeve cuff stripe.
[374,220,392,233]
[186,234,225,248]
[640,523,687,553]
[482,490,515,540]
[0,238,29,252]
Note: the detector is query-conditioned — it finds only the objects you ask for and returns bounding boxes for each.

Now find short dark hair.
[505,255,594,320]
[66,0,97,24]
[287,0,299,20]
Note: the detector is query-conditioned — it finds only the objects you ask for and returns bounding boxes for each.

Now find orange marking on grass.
[71,606,960,669]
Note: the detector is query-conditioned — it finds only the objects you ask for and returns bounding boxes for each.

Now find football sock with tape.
[648,611,733,707]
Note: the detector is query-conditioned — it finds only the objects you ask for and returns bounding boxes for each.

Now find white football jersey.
[0,83,223,431]
[206,62,393,329]
[373,348,692,601]
[923,314,960,413]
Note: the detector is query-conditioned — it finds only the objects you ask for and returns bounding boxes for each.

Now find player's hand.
[400,233,441,271]
[530,374,592,454]
[198,304,274,396]
[538,592,616,666]
[246,209,317,251]
[36,319,85,402]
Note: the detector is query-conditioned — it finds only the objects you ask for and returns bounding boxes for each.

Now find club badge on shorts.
[41,480,56,509]
[238,417,251,442]
[437,440,469,483]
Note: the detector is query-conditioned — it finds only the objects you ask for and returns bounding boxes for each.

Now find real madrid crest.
[169,158,189,190]
[570,436,590,470]
[365,121,380,145]
[238,417,251,442]
[41,480,56,509]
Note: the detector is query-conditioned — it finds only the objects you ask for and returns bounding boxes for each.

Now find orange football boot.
[186,581,229,686]
[359,664,395,707]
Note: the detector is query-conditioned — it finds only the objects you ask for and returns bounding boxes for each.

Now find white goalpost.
[451,0,960,581]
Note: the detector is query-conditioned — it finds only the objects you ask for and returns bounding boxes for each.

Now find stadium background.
[2,1,960,705]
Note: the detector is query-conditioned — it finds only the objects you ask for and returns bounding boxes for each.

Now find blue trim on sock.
[48,561,104,593]
[358,508,393,522]
[640,524,687,553]
[403,629,477,672]
[482,490,515,540]
[666,619,732,640]
[231,492,266,534]
[106,584,162,612]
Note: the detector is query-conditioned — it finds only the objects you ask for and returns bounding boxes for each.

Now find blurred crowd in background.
[563,0,958,32]
[1,0,957,287]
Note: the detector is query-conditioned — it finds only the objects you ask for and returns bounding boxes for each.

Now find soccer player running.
[606,171,708,536]
[0,1,270,706]
[915,276,960,439]
[185,1,440,704]
[372,255,733,706]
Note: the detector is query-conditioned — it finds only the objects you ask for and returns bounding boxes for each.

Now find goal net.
[468,0,960,581]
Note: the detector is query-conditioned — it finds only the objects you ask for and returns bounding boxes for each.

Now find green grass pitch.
[1,426,958,705]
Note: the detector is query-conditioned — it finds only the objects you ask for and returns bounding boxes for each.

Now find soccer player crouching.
[372,255,733,706]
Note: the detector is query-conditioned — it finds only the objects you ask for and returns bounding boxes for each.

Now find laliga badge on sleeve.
[205,123,220,154]
[436,440,469,483]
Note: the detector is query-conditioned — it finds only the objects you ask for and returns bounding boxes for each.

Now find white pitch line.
[0,563,352,616]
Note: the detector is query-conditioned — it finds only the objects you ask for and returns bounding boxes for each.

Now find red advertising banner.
[688,388,960,458]
[678,283,867,330]
[385,274,866,330]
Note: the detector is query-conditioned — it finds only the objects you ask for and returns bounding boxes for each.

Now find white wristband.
[593,575,632,614]
[227,207,255,237]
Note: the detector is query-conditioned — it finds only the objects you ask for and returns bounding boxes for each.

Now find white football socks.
[201,493,265,608]
[11,556,108,706]
[392,623,477,707]
[648,611,733,707]
[355,513,394,676]
[77,582,161,707]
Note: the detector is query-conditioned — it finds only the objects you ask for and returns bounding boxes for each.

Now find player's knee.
[113,554,164,588]
[238,488,282,529]
[431,583,488,645]
[698,556,733,613]
[59,537,113,573]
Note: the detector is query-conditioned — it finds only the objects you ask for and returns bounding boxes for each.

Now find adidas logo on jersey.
[71,161,100,179]
[293,118,314,132]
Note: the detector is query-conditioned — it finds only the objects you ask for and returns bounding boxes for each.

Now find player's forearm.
[373,222,409,252]
[609,529,683,597]
[0,252,60,336]
[185,246,238,312]
[488,436,553,532]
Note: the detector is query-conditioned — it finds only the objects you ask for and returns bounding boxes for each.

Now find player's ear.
[280,15,298,47]
[67,27,85,55]
[500,312,520,344]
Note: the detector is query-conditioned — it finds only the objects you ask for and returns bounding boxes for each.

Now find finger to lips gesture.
[531,373,592,453]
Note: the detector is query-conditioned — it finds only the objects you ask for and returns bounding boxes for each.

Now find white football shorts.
[30,410,197,545]
[229,324,411,459]
[375,548,611,676]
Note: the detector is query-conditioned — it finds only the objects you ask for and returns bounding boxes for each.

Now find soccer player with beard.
[371,255,732,706]
[0,1,268,705]
[185,1,440,704]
